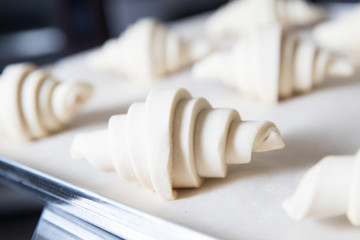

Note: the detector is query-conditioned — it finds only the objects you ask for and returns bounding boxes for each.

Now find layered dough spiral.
[283,149,360,226]
[193,24,354,104]
[312,5,360,64]
[206,0,325,39]
[0,63,93,142]
[87,18,212,82]
[71,88,285,200]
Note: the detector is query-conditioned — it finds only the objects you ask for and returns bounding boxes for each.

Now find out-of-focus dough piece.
[87,18,213,83]
[71,88,285,200]
[206,0,325,39]
[283,149,360,226]
[313,4,360,65]
[0,63,93,142]
[193,24,354,105]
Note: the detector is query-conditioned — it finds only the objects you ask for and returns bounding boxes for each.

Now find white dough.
[206,0,325,39]
[71,88,285,200]
[87,18,213,82]
[0,63,93,142]
[312,4,360,64]
[283,149,360,226]
[193,24,354,104]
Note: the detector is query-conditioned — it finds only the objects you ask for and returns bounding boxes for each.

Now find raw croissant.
[283,149,360,226]
[87,18,212,82]
[193,24,354,104]
[206,0,325,39]
[71,88,284,200]
[313,5,360,64]
[0,63,93,142]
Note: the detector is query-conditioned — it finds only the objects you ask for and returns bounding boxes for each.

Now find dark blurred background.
[0,0,358,239]
[0,0,229,72]
[1,0,358,72]
[1,0,356,72]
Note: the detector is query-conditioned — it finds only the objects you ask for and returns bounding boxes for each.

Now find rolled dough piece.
[193,24,354,105]
[87,18,213,83]
[0,63,93,142]
[206,0,325,39]
[283,149,360,226]
[71,88,285,200]
[312,4,360,65]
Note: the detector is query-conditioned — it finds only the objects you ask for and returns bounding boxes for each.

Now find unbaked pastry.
[0,63,93,142]
[87,18,212,82]
[206,0,325,39]
[313,5,360,64]
[71,88,284,200]
[283,149,360,226]
[193,24,354,104]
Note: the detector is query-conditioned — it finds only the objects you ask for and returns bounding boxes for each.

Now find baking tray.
[0,156,214,240]
[1,8,360,239]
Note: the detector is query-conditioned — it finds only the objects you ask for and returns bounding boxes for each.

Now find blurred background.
[0,0,229,72]
[0,0,358,239]
[1,0,355,72]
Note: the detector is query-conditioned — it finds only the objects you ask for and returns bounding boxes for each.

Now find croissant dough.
[283,149,360,226]
[0,63,93,142]
[206,0,325,39]
[87,18,212,82]
[71,88,285,200]
[312,5,360,64]
[71,89,284,200]
[193,24,354,104]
